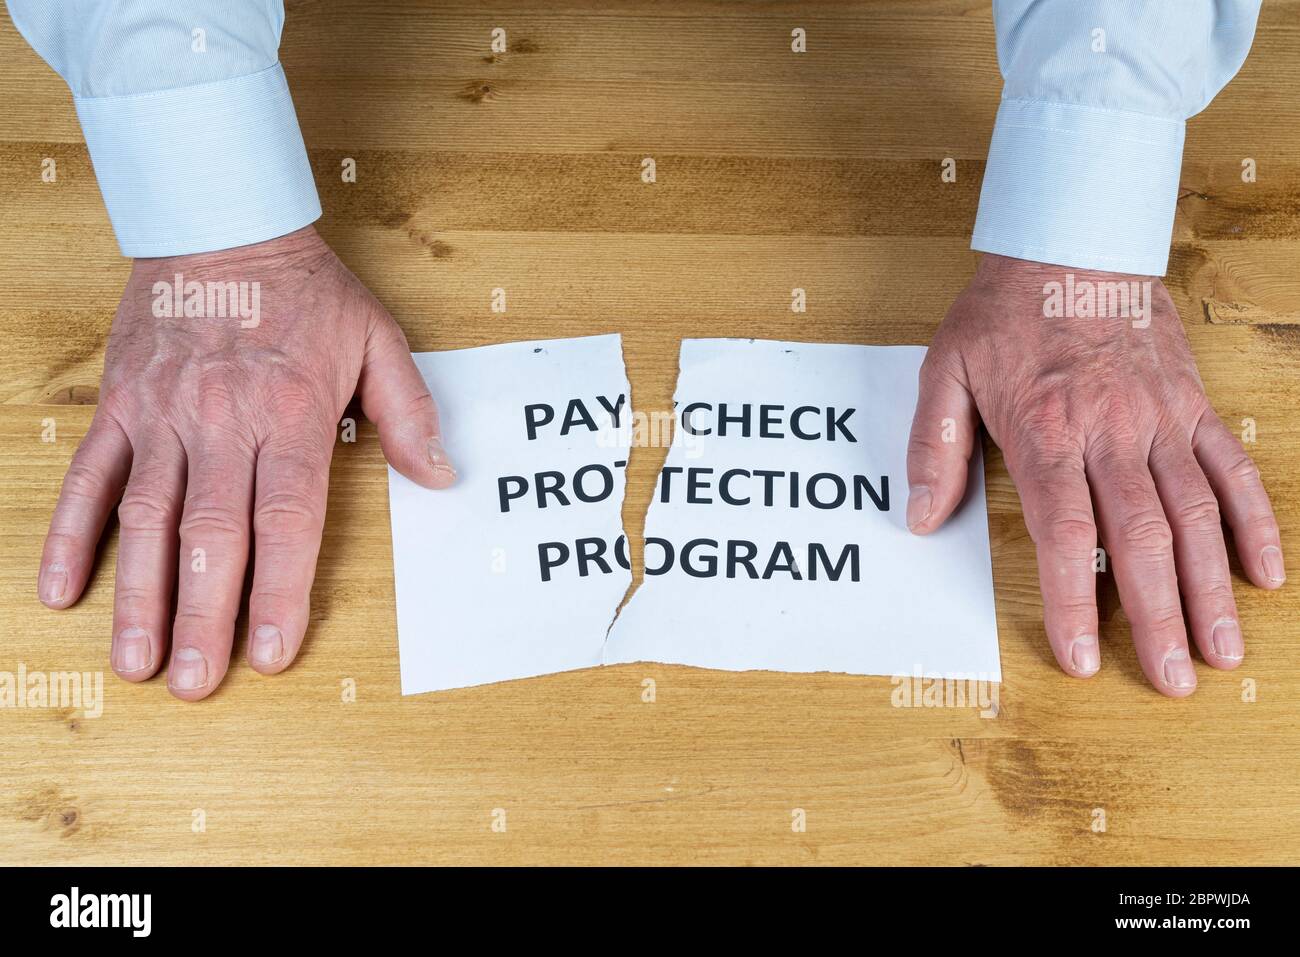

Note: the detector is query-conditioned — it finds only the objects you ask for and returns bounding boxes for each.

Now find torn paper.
[603,338,1000,682]
[388,334,632,694]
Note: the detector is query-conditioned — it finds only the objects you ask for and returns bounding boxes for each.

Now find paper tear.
[390,334,632,694]
[602,338,1000,682]
[389,335,998,693]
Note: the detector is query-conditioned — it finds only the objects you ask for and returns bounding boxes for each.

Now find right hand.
[907,254,1283,697]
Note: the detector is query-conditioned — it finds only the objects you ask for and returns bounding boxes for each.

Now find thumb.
[358,310,457,489]
[905,350,978,534]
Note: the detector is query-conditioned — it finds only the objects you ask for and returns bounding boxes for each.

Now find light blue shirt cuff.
[73,63,321,258]
[970,99,1185,277]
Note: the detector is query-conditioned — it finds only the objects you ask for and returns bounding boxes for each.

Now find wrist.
[973,254,1162,329]
[134,226,329,273]
[127,227,337,337]
[976,253,1156,285]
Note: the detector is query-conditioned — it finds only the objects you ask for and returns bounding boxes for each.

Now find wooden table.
[1,1,1297,866]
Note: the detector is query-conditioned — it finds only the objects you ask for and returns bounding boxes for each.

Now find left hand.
[37,226,455,700]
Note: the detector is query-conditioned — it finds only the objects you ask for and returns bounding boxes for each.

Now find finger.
[246,427,333,674]
[1150,433,1243,669]
[111,431,186,681]
[906,350,978,533]
[357,309,456,490]
[1087,445,1196,697]
[39,413,132,609]
[170,440,255,701]
[1012,453,1101,678]
[1192,411,1284,589]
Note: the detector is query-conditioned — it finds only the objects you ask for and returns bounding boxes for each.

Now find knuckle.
[1118,512,1174,555]
[1144,614,1188,643]
[1196,583,1236,609]
[117,490,178,533]
[1225,454,1262,488]
[371,309,411,352]
[193,365,242,421]
[179,501,247,542]
[249,585,300,611]
[113,581,159,606]
[113,583,173,619]
[918,349,960,390]
[60,459,105,502]
[1017,414,1068,453]
[1019,391,1070,433]
[254,488,323,538]
[1245,511,1279,537]
[1108,470,1157,512]
[1038,508,1096,553]
[266,377,324,425]
[171,610,230,640]
[271,418,335,457]
[906,432,945,468]
[1011,414,1080,469]
[96,382,136,419]
[1172,494,1220,528]
[41,528,82,555]
[398,388,435,423]
[1049,599,1098,623]
[917,348,946,379]
[1095,390,1143,429]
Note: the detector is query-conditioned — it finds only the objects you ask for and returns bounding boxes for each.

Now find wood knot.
[458,80,500,104]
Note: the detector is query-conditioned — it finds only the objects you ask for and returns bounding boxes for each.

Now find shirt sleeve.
[971,0,1262,276]
[5,0,321,258]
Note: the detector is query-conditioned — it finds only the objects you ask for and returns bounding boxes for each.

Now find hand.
[907,253,1284,697]
[38,226,456,701]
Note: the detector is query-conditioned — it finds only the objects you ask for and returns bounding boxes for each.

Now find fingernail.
[1211,619,1244,661]
[39,562,67,603]
[1261,545,1285,585]
[1070,634,1100,675]
[170,647,208,691]
[251,624,283,666]
[428,437,457,480]
[906,485,932,531]
[1163,648,1197,689]
[113,627,152,674]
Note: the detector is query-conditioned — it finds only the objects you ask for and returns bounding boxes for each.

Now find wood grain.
[0,0,1297,866]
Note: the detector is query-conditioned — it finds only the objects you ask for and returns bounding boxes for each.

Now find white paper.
[603,338,1000,682]
[388,334,632,694]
